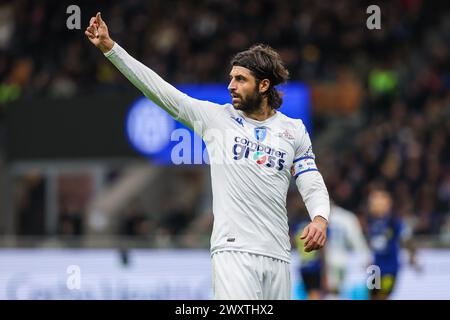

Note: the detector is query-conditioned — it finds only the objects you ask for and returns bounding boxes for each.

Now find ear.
[259,79,270,94]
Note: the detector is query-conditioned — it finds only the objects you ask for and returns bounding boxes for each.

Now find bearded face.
[228,66,264,113]
[232,86,263,113]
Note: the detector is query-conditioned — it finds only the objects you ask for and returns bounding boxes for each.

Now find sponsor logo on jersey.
[232,136,286,170]
[253,151,268,164]
[277,129,294,140]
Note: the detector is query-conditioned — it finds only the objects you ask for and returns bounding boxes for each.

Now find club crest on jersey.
[255,127,267,142]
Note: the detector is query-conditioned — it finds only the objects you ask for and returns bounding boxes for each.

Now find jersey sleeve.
[292,120,330,221]
[291,122,317,178]
[104,42,221,136]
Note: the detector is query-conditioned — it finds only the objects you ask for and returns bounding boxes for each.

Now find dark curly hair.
[231,44,290,109]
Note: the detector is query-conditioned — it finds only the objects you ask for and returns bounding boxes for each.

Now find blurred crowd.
[1,0,449,240]
[321,95,450,236]
[1,0,447,100]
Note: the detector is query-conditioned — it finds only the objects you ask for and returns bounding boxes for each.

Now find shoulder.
[197,102,235,116]
[275,112,309,142]
[221,103,238,115]
[276,112,307,131]
[195,99,230,110]
[191,101,231,123]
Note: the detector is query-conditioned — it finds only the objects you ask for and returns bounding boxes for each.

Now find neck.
[243,100,275,121]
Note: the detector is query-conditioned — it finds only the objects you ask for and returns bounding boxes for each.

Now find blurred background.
[0,0,449,299]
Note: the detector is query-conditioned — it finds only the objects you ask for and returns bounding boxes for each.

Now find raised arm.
[85,12,221,133]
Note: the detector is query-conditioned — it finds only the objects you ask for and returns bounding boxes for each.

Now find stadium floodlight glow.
[125,82,310,164]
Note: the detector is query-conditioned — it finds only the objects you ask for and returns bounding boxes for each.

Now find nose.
[228,79,236,92]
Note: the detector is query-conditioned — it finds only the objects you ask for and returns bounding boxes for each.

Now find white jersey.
[105,43,330,263]
[326,205,371,268]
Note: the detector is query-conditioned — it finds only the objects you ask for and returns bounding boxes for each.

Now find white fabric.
[325,205,371,291]
[105,42,330,263]
[212,251,291,300]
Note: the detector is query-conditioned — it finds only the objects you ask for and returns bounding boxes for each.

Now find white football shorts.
[212,250,291,300]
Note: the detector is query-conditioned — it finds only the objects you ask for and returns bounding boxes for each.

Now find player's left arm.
[292,121,330,252]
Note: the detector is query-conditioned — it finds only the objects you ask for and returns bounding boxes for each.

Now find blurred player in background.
[366,187,418,300]
[85,12,330,299]
[325,202,371,298]
[292,202,371,300]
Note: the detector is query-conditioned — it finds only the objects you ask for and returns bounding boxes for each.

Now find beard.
[232,89,263,113]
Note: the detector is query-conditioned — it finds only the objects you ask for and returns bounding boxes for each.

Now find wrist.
[313,215,328,227]
[99,39,115,53]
